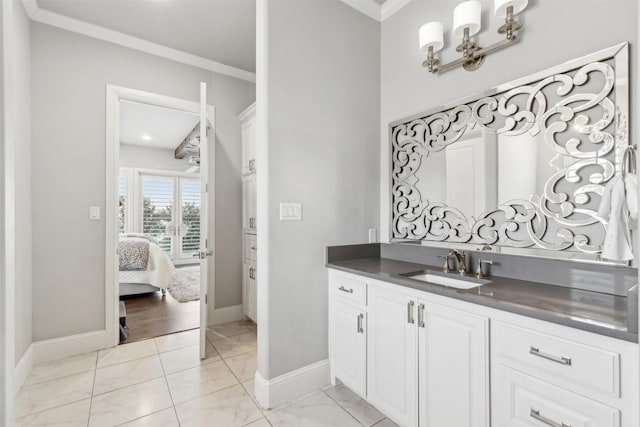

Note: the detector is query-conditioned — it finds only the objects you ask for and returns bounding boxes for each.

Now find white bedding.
[119,241,175,290]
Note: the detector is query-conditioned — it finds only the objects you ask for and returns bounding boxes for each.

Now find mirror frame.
[389,43,629,265]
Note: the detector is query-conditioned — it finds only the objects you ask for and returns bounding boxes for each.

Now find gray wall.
[31,23,254,341]
[259,0,380,379]
[120,144,191,172]
[380,0,639,242]
[4,0,33,364]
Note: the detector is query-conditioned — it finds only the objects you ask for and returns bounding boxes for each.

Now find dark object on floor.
[119,301,128,342]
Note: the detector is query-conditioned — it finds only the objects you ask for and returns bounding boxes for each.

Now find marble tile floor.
[15,320,398,427]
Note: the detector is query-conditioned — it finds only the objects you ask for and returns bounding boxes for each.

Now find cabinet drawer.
[331,274,367,306]
[493,322,620,398]
[244,234,257,262]
[494,366,619,427]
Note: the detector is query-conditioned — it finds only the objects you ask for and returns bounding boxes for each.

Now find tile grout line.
[320,387,368,427]
[86,351,99,427]
[153,338,182,427]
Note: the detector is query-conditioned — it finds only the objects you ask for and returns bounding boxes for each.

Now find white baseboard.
[210,304,244,326]
[32,330,107,364]
[254,359,330,409]
[14,344,34,394]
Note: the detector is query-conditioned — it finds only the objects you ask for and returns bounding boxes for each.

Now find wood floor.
[120,291,200,344]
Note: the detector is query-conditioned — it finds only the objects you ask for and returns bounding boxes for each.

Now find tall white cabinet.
[240,103,257,322]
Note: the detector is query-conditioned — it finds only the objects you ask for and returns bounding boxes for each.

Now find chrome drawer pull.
[407,300,415,324]
[529,346,572,366]
[357,313,364,333]
[530,408,571,427]
[338,286,353,294]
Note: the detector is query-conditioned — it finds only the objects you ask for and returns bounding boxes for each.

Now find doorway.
[106,85,214,358]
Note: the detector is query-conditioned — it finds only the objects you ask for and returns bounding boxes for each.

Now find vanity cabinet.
[328,268,638,427]
[329,270,489,427]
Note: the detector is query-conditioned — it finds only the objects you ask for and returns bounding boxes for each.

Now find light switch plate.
[368,228,377,243]
[89,206,101,220]
[280,203,302,221]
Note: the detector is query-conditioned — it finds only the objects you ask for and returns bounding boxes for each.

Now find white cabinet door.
[418,302,489,427]
[368,286,418,427]
[241,113,256,175]
[243,174,256,233]
[242,261,256,321]
[330,299,366,397]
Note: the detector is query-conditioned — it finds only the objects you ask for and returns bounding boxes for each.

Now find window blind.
[142,177,174,254]
[181,179,201,257]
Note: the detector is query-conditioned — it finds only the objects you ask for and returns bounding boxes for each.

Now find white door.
[331,299,367,397]
[368,286,418,427]
[198,82,212,359]
[418,302,489,427]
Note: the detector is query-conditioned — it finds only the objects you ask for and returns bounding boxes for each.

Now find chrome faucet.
[448,249,467,275]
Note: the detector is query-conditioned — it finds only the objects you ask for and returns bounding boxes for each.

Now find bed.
[119,234,175,297]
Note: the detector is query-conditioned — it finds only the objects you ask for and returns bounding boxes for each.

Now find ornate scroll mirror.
[390,43,629,264]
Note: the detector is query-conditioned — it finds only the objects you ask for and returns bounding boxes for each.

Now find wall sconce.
[420,0,528,74]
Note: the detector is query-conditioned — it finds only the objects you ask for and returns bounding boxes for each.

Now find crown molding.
[380,0,411,21]
[340,0,411,22]
[21,0,256,83]
[340,0,381,21]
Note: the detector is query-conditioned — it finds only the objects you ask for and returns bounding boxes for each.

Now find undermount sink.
[399,270,492,289]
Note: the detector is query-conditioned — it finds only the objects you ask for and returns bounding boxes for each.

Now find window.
[133,173,202,263]
[181,179,201,257]
[142,176,174,254]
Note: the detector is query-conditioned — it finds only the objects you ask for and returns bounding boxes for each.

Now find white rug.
[168,266,200,303]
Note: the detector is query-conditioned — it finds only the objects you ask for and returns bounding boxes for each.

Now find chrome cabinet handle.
[249,267,256,280]
[530,408,571,427]
[407,300,415,324]
[249,159,255,172]
[529,346,572,366]
[417,303,425,328]
[357,313,364,333]
[338,286,353,294]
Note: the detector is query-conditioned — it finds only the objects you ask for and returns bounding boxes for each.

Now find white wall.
[120,144,191,172]
[2,0,33,365]
[258,0,380,380]
[31,23,254,342]
[380,0,639,242]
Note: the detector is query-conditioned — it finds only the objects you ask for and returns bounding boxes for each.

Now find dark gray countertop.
[327,257,637,343]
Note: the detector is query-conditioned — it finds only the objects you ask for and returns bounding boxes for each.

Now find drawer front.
[493,366,619,427]
[493,322,620,398]
[244,234,257,262]
[331,274,367,306]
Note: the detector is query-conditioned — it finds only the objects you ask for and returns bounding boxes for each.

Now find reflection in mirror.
[390,43,629,263]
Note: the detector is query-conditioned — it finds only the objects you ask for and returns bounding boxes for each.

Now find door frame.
[105,85,215,348]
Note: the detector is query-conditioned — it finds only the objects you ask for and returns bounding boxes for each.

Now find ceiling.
[120,101,199,150]
[36,0,257,72]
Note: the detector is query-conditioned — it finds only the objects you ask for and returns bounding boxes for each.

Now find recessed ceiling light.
[141,134,152,141]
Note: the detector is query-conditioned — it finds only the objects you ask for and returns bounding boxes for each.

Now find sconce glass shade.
[494,0,528,17]
[419,22,444,53]
[453,0,482,38]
